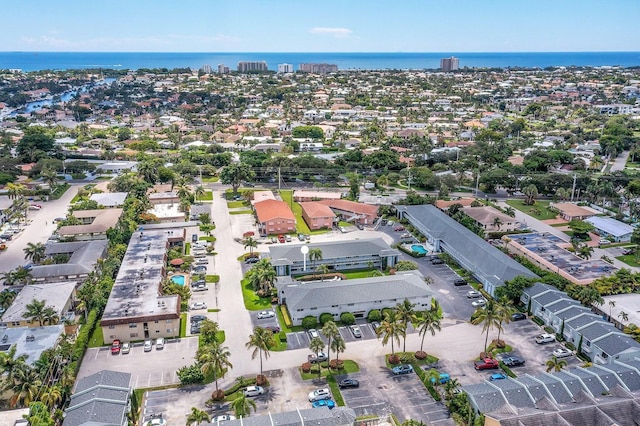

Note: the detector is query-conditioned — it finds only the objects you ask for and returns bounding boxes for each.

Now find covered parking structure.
[396,204,537,296]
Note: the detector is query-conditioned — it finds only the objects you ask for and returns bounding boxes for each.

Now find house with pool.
[396,204,537,296]
[100,225,185,344]
[267,238,401,277]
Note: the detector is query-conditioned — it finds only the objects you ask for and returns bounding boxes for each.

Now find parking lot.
[78,337,199,389]
[249,309,280,332]
[286,322,416,351]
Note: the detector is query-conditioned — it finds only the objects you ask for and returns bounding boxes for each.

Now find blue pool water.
[411,245,428,255]
[171,275,186,286]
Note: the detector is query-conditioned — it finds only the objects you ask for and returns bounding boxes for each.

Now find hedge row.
[280,306,293,328]
[73,309,99,374]
[412,363,441,401]
[397,244,426,258]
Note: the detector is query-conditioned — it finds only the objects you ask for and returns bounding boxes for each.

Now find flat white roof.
[585,216,634,237]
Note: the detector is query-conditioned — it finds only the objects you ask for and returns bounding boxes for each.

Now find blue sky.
[3,0,639,52]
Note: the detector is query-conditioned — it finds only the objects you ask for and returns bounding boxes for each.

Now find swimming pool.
[171,275,186,286]
[411,245,428,255]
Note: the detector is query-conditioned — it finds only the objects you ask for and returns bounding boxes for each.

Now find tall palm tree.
[24,299,47,326]
[0,290,16,310]
[417,308,442,354]
[494,300,513,344]
[194,185,205,203]
[13,266,32,285]
[6,182,27,200]
[471,300,502,355]
[186,407,211,426]
[23,242,46,264]
[42,306,60,325]
[321,321,340,366]
[198,212,211,225]
[395,299,417,353]
[330,336,346,362]
[309,337,325,377]
[492,217,503,231]
[0,345,28,383]
[545,355,568,372]
[5,364,41,408]
[443,378,461,401]
[245,327,275,378]
[503,206,516,217]
[315,264,330,281]
[41,168,59,194]
[308,248,323,269]
[231,394,256,418]
[243,237,258,254]
[199,343,232,397]
[376,310,405,357]
[40,384,63,410]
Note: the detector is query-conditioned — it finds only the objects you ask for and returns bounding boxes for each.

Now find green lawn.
[202,176,219,183]
[616,255,640,267]
[184,243,191,255]
[205,274,220,283]
[299,360,360,380]
[241,279,272,310]
[50,183,70,200]
[338,220,352,227]
[279,190,311,234]
[227,200,249,208]
[200,236,216,242]
[200,191,213,201]
[179,313,187,337]
[229,210,252,215]
[340,269,386,279]
[505,199,557,220]
[88,325,104,348]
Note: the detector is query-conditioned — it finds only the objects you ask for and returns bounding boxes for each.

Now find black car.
[338,378,360,389]
[431,257,444,265]
[453,278,467,286]
[191,315,207,323]
[502,356,525,366]
[511,313,527,321]
[245,257,259,264]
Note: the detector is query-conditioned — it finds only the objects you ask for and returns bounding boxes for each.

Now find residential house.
[0,281,76,328]
[220,407,356,426]
[318,199,378,225]
[293,190,342,202]
[299,202,336,230]
[268,238,400,276]
[585,216,634,242]
[100,226,183,344]
[58,208,123,241]
[551,202,598,221]
[250,191,277,206]
[63,370,132,426]
[0,324,65,366]
[254,199,296,236]
[89,192,128,208]
[277,271,433,325]
[462,206,519,232]
[30,240,108,284]
[434,197,477,211]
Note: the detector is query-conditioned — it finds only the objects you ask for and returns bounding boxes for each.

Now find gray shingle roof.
[578,322,619,341]
[534,373,573,403]
[463,382,509,413]
[593,333,640,357]
[565,313,601,330]
[533,291,569,307]
[545,299,580,314]
[567,368,607,395]
[268,238,397,263]
[610,361,640,391]
[398,205,537,290]
[515,375,555,404]
[64,370,131,426]
[586,365,627,392]
[556,305,591,321]
[31,240,108,280]
[522,282,558,300]
[548,371,591,398]
[489,379,535,408]
[0,281,75,323]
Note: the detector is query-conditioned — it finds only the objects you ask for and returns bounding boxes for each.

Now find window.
[130,333,138,338]
[348,303,354,306]
[109,325,115,329]
[129,323,137,328]
[310,307,317,310]
[166,319,172,323]
[585,340,591,347]
[156,330,160,333]
[12,321,20,326]
[167,329,172,333]
[154,320,159,324]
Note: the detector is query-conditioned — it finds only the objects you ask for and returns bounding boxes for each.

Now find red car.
[278,235,286,243]
[111,339,121,355]
[393,226,405,232]
[474,358,499,370]
[243,231,255,238]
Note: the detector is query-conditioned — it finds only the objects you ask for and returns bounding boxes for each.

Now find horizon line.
[2,50,640,54]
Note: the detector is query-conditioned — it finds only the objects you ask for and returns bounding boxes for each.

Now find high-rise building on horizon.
[217,64,230,74]
[277,63,294,74]
[237,61,268,73]
[298,63,338,74]
[440,56,459,72]
[200,64,212,74]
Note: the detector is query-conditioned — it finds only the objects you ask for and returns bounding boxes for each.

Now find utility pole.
[278,167,281,191]
[571,173,577,202]
[408,168,412,191]
[475,172,480,197]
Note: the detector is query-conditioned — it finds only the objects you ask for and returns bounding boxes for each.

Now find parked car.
[155,337,165,350]
[143,340,153,352]
[454,278,467,286]
[257,310,275,319]
[490,373,507,381]
[245,257,259,264]
[392,364,414,375]
[190,302,207,310]
[305,235,311,241]
[474,358,499,370]
[350,325,362,338]
[622,248,636,255]
[271,237,278,244]
[502,356,525,366]
[285,235,292,242]
[308,352,328,364]
[211,415,236,422]
[278,235,286,243]
[511,313,527,321]
[599,239,611,245]
[194,258,209,265]
[535,333,555,344]
[192,266,207,274]
[191,315,207,323]
[430,372,450,385]
[192,283,208,292]
[472,299,487,307]
[121,342,131,354]
[190,324,201,334]
[371,321,380,331]
[553,348,574,358]
[338,378,360,389]
[308,329,320,339]
[308,388,332,402]
[311,399,335,409]
[430,257,444,265]
[467,290,481,298]
[243,386,265,397]
[298,233,306,241]
[264,325,280,333]
[393,226,405,232]
[111,339,121,355]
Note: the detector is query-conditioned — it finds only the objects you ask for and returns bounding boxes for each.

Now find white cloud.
[309,27,353,38]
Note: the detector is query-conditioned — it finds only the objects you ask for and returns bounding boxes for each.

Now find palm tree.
[41,168,59,194]
[243,237,258,254]
[198,212,211,225]
[186,407,211,426]
[545,355,568,372]
[492,217,503,231]
[231,394,256,418]
[42,306,60,325]
[309,337,325,377]
[443,378,461,401]
[23,242,46,264]
[471,300,503,355]
[0,345,28,382]
[199,342,232,398]
[308,248,323,269]
[618,310,629,322]
[315,263,330,281]
[199,320,220,345]
[0,290,16,310]
[245,327,275,378]
[5,364,41,408]
[494,299,513,344]
[40,384,63,410]
[503,206,516,217]
[0,270,17,286]
[24,299,47,326]
[330,336,346,362]
[376,310,405,357]
[523,184,538,205]
[321,321,340,366]
[194,185,205,203]
[395,299,417,353]
[417,307,442,354]
[608,300,616,321]
[13,266,32,285]
[6,182,27,200]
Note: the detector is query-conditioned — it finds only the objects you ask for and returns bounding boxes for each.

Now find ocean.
[1,51,639,72]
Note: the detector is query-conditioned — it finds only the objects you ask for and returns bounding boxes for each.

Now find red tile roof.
[254,199,295,223]
[300,202,336,219]
[318,199,378,216]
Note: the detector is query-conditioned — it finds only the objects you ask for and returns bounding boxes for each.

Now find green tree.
[495,275,536,305]
[417,303,442,354]
[231,394,256,418]
[376,310,405,357]
[198,342,232,398]
[395,299,417,353]
[471,300,502,354]
[220,163,255,194]
[545,355,568,372]
[330,335,346,362]
[567,219,595,240]
[0,289,16,309]
[16,128,55,162]
[321,320,340,366]
[186,407,211,426]
[246,327,275,378]
[309,337,325,378]
[24,299,47,326]
[5,364,41,407]
[522,184,538,205]
[315,263,330,281]
[199,320,220,345]
[23,242,46,264]
[24,402,54,426]
[308,248,323,269]
[243,237,258,254]
[42,306,60,325]
[40,168,59,194]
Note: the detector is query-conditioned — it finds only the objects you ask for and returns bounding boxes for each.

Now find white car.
[472,299,486,308]
[195,258,209,265]
[190,302,207,310]
[211,415,236,422]
[467,290,482,299]
[257,310,275,319]
[308,388,332,402]
[143,340,153,352]
[553,348,573,358]
[155,337,165,350]
[243,386,265,397]
[535,333,556,344]
[121,342,131,354]
[308,329,320,339]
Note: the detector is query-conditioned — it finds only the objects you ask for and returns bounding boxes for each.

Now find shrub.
[388,354,400,364]
[278,331,287,342]
[367,309,382,322]
[301,362,311,373]
[177,364,204,384]
[382,307,394,318]
[532,316,545,326]
[565,342,576,351]
[329,359,344,370]
[415,351,428,360]
[340,312,355,325]
[319,313,334,326]
[301,315,318,330]
[280,306,293,328]
[211,390,225,401]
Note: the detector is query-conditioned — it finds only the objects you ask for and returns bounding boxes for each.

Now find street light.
[301,245,309,272]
